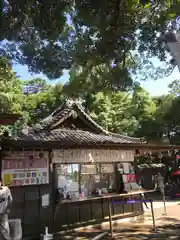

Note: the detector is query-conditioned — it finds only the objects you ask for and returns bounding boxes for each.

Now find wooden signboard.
[53,149,134,163]
[1,151,49,187]
[121,163,137,191]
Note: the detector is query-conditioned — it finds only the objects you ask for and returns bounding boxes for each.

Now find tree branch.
[165,65,176,77]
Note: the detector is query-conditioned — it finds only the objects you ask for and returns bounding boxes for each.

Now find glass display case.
[55,164,80,200]
[80,164,116,195]
[54,162,140,201]
[55,163,117,200]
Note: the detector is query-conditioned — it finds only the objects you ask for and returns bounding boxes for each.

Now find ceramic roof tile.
[31,99,142,144]
[18,129,138,145]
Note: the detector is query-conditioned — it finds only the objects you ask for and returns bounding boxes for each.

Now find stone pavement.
[58,201,180,239]
[144,200,180,221]
[109,201,180,239]
[146,200,180,211]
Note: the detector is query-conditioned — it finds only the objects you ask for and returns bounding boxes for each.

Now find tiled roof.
[31,99,142,144]
[110,132,142,144]
[18,129,139,145]
[35,99,107,134]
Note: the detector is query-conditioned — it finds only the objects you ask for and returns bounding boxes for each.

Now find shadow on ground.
[56,222,180,239]
[56,229,104,239]
[156,216,180,222]
[106,223,180,239]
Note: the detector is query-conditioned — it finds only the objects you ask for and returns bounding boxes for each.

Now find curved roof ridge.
[110,132,144,143]
[75,103,109,134]
[31,99,142,144]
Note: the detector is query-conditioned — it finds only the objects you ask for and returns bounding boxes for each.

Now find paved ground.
[58,200,180,239]
[145,199,180,212]
[109,201,180,239]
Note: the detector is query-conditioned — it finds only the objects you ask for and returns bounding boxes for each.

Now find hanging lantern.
[29,154,34,167]
[39,148,44,158]
[39,152,44,158]
[135,149,140,156]
[29,155,34,160]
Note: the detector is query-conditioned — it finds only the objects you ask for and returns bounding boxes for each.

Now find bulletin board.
[119,162,139,191]
[121,162,136,182]
[1,151,49,187]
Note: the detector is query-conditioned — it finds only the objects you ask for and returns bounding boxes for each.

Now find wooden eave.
[1,139,180,151]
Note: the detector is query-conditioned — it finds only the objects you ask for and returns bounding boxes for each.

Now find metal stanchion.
[108,198,113,237]
[91,232,109,240]
[155,173,167,216]
[161,189,167,216]
[150,200,156,231]
[109,198,158,236]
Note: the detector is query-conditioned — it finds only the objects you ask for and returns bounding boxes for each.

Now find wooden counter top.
[58,189,155,204]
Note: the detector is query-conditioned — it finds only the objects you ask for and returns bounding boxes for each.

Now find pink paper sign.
[127,174,136,183]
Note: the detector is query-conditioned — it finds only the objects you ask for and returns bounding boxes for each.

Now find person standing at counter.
[139,177,149,209]
[0,179,13,240]
[152,173,158,190]
[116,167,126,193]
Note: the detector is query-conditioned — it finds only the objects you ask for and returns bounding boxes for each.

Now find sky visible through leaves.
[13,62,180,97]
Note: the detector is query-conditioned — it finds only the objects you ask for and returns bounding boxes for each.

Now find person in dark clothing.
[117,172,126,193]
[139,177,149,209]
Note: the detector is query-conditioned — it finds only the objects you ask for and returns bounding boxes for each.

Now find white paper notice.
[123,163,129,174]
[42,194,49,207]
[122,175,127,183]
[130,182,140,190]
[57,175,69,188]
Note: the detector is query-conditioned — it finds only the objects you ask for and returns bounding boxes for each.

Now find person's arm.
[9,191,13,203]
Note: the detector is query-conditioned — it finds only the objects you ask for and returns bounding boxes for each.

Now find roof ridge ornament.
[65,98,84,108]
[66,99,74,107]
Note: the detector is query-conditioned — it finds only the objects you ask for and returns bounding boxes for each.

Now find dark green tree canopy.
[1,54,180,152]
[1,0,180,89]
